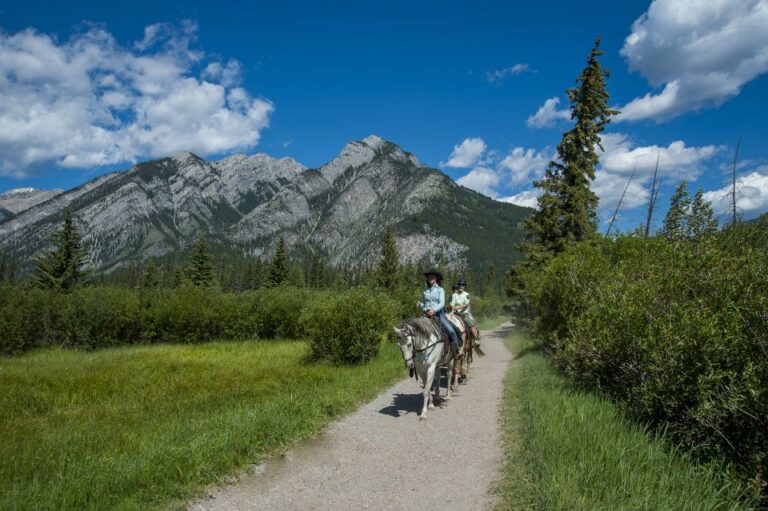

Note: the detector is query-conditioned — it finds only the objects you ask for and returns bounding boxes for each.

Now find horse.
[393,317,460,420]
[445,312,485,381]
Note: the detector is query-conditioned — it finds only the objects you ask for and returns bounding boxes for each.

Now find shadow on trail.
[488,324,516,339]
[378,393,422,417]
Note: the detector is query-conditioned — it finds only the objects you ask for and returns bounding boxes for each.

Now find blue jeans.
[439,312,462,350]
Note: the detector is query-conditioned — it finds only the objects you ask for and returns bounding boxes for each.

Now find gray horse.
[394,317,458,420]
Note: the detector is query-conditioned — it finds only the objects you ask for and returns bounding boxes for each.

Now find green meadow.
[0,340,404,510]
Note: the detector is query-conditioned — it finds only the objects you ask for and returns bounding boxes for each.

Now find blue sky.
[1,0,767,231]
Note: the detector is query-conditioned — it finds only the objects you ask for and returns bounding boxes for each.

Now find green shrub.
[249,286,316,339]
[518,230,768,501]
[300,287,400,364]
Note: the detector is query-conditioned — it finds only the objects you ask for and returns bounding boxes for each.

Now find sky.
[1,0,767,232]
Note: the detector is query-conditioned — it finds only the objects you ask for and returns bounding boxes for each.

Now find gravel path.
[190,322,515,511]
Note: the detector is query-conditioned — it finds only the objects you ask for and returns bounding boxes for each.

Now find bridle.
[399,323,441,364]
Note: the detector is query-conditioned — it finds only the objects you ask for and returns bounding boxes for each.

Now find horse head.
[393,322,414,369]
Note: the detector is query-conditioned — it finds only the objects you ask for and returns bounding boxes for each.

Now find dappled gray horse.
[394,317,458,420]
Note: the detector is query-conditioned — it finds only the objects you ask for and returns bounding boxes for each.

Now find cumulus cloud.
[498,147,552,184]
[0,22,273,176]
[527,97,571,128]
[450,141,551,200]
[485,63,531,84]
[703,164,768,216]
[488,133,720,214]
[594,132,720,213]
[441,137,487,168]
[456,166,500,197]
[499,189,541,209]
[617,0,768,122]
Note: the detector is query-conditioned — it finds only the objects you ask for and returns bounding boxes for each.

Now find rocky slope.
[0,136,531,275]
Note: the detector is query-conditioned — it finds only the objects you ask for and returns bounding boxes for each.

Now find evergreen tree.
[484,263,498,297]
[376,226,400,291]
[33,207,89,291]
[142,260,161,289]
[0,252,6,285]
[187,236,216,287]
[662,181,691,241]
[287,263,306,287]
[688,189,719,239]
[525,38,619,259]
[269,237,290,287]
[309,256,327,288]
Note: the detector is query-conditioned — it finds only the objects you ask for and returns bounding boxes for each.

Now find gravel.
[190,322,515,511]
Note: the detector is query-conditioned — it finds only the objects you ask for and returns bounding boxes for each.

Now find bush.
[301,287,400,365]
[517,230,768,501]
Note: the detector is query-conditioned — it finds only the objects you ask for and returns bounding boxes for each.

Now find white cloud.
[498,147,551,184]
[0,22,273,176]
[594,132,720,214]
[617,0,768,121]
[527,97,570,128]
[499,189,541,209]
[703,165,768,216]
[441,137,487,168]
[456,167,500,197]
[486,63,531,83]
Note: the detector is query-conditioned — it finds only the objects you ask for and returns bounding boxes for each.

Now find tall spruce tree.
[525,38,619,259]
[688,188,719,238]
[376,226,400,291]
[33,207,89,291]
[269,237,290,286]
[187,236,216,287]
[662,181,691,241]
[142,260,161,289]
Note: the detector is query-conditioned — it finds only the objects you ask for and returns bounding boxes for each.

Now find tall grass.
[0,339,404,510]
[495,330,752,510]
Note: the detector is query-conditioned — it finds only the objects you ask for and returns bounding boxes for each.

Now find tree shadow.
[513,343,544,360]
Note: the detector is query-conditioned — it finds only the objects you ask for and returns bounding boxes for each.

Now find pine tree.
[142,260,161,289]
[187,236,216,287]
[525,38,619,259]
[688,189,719,238]
[33,207,89,291]
[287,264,306,287]
[376,226,400,291]
[269,237,290,287]
[309,256,327,288]
[662,181,691,241]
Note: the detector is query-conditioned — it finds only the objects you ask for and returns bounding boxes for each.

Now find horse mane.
[403,317,437,339]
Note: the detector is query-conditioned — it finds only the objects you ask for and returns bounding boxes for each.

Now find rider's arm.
[434,287,445,313]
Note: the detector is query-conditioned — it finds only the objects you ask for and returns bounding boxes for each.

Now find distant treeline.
[0,222,508,360]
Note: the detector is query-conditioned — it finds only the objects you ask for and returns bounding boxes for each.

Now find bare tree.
[607,166,636,236]
[644,154,661,237]
[731,138,741,226]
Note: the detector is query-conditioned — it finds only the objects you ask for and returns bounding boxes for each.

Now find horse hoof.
[428,403,436,409]
[445,395,452,401]
[419,414,428,421]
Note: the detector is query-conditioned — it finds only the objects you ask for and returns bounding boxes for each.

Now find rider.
[417,268,462,354]
[451,278,481,345]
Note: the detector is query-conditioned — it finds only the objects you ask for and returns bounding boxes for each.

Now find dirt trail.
[190,322,515,511]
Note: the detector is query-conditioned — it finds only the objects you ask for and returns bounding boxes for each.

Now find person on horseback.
[417,269,463,354]
[451,278,481,346]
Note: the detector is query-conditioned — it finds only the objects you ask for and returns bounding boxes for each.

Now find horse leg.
[420,363,436,420]
[445,357,453,400]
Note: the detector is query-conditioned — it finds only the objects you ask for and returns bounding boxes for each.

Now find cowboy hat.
[423,268,444,281]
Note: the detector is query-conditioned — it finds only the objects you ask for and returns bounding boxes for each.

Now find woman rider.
[417,268,462,353]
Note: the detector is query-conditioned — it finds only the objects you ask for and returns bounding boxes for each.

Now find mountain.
[0,135,531,276]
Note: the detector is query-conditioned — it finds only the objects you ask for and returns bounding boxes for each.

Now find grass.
[495,330,751,511]
[0,339,405,511]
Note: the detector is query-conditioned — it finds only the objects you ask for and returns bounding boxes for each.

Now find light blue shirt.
[420,285,445,313]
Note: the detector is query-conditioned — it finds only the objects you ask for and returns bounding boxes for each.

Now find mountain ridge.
[0,136,531,276]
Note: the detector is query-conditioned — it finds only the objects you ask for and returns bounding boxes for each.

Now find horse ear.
[393,327,401,335]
